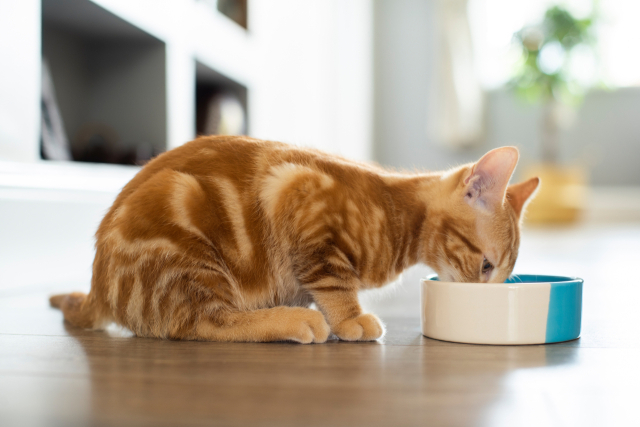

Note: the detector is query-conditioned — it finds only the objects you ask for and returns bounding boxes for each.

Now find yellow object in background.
[523,164,588,224]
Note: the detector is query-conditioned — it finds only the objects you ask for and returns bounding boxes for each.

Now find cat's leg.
[125,267,329,343]
[305,279,385,342]
[181,306,331,344]
[293,241,384,341]
[95,245,329,343]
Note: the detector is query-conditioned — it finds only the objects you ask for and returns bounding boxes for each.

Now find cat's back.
[116,136,275,197]
[119,134,380,199]
[96,135,385,243]
[110,135,372,196]
[97,136,271,230]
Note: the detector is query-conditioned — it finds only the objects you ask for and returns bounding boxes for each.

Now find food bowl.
[421,275,583,345]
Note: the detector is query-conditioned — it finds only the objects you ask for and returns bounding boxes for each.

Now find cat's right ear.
[507,177,540,219]
[463,146,519,210]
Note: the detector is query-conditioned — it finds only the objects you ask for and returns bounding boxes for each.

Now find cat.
[50,136,539,343]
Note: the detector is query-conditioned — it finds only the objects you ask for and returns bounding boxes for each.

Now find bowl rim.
[422,274,583,286]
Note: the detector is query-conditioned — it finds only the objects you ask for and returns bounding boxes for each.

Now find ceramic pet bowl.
[421,274,583,345]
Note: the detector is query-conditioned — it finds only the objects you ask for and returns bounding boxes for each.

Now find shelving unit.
[1,0,254,171]
[0,0,376,185]
[1,0,372,179]
[42,0,168,164]
[195,61,248,136]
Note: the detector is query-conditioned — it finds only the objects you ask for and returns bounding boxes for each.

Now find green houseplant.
[509,5,599,222]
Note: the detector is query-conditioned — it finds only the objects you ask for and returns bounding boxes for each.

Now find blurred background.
[0,0,639,309]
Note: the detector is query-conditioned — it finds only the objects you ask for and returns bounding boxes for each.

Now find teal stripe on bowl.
[506,274,577,283]
[545,279,583,343]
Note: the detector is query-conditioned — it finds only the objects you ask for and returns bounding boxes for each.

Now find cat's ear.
[507,177,540,219]
[464,146,519,209]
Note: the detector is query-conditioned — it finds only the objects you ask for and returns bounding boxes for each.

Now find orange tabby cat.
[50,136,539,343]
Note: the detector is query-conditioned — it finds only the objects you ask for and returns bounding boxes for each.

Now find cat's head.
[426,147,539,283]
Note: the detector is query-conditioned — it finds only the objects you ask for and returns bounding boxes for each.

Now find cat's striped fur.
[50,136,539,343]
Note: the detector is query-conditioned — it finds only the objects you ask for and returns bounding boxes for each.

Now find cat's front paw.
[285,308,331,344]
[333,313,385,341]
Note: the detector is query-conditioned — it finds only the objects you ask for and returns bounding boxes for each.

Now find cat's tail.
[49,292,98,329]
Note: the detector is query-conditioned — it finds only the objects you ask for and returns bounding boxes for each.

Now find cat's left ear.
[464,146,519,209]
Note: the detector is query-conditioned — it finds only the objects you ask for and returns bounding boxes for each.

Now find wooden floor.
[2,223,640,427]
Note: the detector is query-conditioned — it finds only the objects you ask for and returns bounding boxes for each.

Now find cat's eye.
[482,258,493,273]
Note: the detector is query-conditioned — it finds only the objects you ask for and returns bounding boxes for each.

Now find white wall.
[373,0,485,171]
[373,0,640,186]
[486,88,640,186]
[250,0,373,161]
[0,0,41,162]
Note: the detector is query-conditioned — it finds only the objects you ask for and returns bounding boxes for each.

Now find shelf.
[0,160,138,194]
[195,60,248,136]
[42,0,167,165]
[213,0,248,30]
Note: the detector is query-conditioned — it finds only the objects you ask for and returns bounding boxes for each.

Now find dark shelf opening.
[195,61,248,137]
[217,0,248,30]
[41,0,167,165]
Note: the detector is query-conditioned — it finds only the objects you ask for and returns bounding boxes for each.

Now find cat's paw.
[287,308,331,344]
[333,313,385,341]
